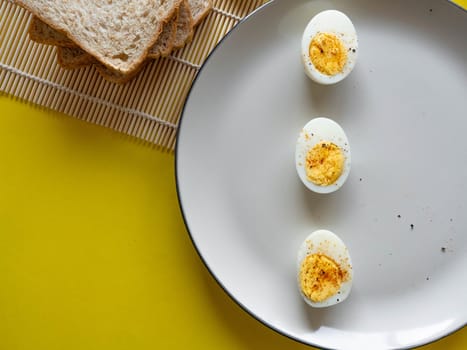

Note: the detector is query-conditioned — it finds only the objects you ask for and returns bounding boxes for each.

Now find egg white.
[297,229,353,307]
[295,117,351,194]
[301,10,358,85]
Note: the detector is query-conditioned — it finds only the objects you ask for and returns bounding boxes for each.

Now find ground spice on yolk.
[299,253,344,302]
[309,32,347,76]
[305,141,344,186]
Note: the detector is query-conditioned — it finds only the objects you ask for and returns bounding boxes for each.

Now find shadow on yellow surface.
[0,95,464,349]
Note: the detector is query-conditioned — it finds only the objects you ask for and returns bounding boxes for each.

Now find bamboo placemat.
[0,0,267,150]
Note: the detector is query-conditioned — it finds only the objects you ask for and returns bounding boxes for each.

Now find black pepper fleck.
[441,247,446,252]
[337,299,340,302]
[450,218,453,222]
[429,8,433,12]
[352,49,356,53]
[410,224,414,230]
[397,215,401,218]
[426,277,430,280]
[359,178,362,182]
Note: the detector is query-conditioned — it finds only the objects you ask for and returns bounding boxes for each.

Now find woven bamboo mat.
[0,0,267,150]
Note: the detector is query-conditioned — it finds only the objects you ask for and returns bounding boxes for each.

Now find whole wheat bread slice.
[94,0,211,83]
[29,0,211,53]
[56,46,97,69]
[173,0,194,49]
[35,11,180,62]
[15,0,182,74]
[189,0,213,24]
[56,11,179,69]
[148,9,178,58]
[95,0,195,82]
[28,16,75,47]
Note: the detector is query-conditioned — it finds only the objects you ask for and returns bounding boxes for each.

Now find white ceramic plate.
[176,0,467,348]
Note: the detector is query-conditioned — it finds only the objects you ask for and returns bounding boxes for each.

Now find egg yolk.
[309,32,347,76]
[305,141,344,186]
[299,253,344,302]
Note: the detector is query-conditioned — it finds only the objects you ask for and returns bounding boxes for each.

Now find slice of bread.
[57,46,97,69]
[32,10,180,65]
[148,9,178,58]
[94,0,211,83]
[189,0,213,24]
[173,0,194,49]
[55,13,179,69]
[15,0,182,74]
[28,16,75,47]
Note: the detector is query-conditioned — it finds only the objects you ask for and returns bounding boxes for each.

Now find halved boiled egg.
[297,229,353,307]
[301,10,358,84]
[295,117,351,194]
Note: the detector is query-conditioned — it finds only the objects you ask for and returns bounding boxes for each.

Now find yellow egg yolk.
[299,253,344,302]
[309,32,347,76]
[305,141,344,186]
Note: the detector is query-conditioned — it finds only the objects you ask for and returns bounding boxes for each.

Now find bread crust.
[56,46,98,69]
[148,10,178,58]
[95,61,150,84]
[191,0,213,25]
[28,16,75,47]
[172,0,194,49]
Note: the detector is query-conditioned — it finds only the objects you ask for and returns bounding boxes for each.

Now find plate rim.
[174,1,467,348]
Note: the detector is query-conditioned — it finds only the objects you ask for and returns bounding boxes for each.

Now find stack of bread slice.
[15,0,213,83]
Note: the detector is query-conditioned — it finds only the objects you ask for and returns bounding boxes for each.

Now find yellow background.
[453,0,467,8]
[0,95,466,349]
